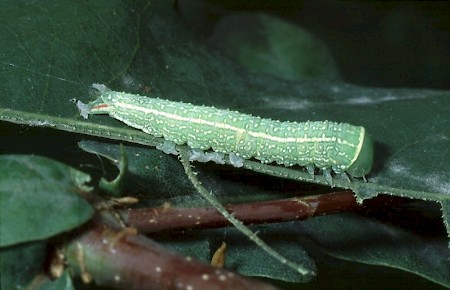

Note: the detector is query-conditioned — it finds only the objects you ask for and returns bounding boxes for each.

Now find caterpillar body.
[79,85,373,178]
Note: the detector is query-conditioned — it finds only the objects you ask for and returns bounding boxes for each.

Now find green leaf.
[208,12,341,81]
[78,140,199,205]
[1,0,448,203]
[36,271,75,290]
[0,242,46,290]
[160,238,211,262]
[298,213,450,288]
[0,0,449,287]
[224,232,315,283]
[0,155,93,246]
[78,140,295,207]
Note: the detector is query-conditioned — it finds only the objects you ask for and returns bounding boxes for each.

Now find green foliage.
[36,271,76,290]
[0,0,449,289]
[208,13,341,81]
[0,155,93,247]
[0,242,46,290]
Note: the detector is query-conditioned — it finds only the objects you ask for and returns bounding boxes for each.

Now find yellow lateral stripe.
[115,101,356,146]
[347,127,365,167]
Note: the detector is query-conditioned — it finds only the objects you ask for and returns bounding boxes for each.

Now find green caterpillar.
[78,84,373,178]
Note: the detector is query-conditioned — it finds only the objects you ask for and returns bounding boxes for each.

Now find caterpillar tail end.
[346,132,374,177]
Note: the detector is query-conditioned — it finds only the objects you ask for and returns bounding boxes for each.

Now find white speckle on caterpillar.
[80,85,374,177]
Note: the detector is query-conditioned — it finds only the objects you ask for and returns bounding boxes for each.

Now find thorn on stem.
[210,242,227,268]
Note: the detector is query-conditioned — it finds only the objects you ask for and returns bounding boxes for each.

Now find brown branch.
[64,221,280,290]
[124,191,359,233]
